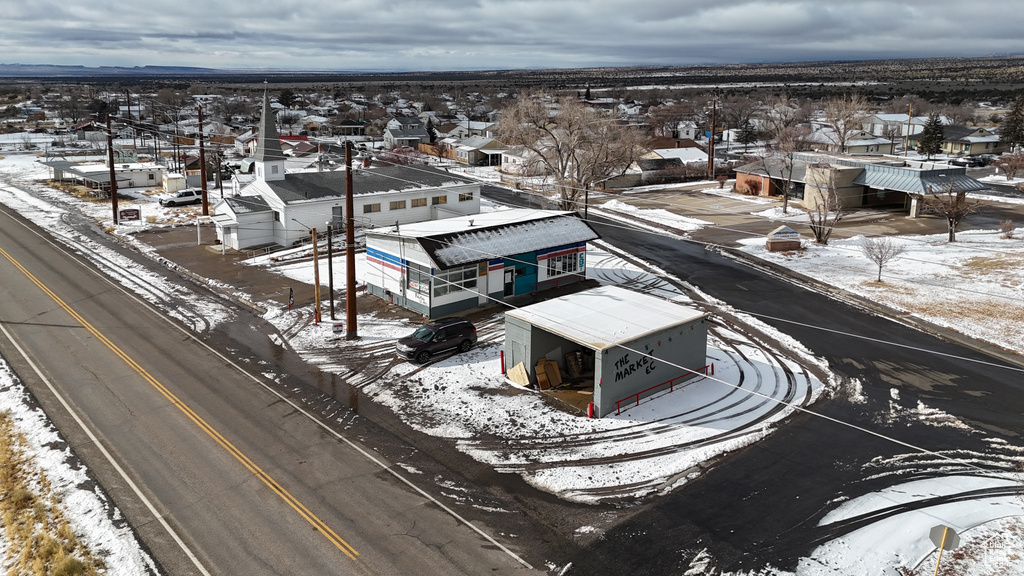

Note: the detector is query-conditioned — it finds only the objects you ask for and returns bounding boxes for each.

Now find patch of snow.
[0,359,158,574]
[600,198,711,231]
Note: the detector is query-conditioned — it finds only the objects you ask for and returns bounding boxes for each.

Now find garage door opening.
[504,285,708,418]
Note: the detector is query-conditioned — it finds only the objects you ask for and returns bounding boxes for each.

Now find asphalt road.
[0,204,542,575]
[482,184,1024,574]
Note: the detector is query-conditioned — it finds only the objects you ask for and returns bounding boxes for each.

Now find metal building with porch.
[504,285,708,418]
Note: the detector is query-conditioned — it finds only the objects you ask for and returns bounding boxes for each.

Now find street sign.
[119,208,141,221]
[929,525,960,550]
[333,323,344,334]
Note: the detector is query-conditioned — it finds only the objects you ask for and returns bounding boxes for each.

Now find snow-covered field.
[738,227,1024,354]
[1,150,1023,575]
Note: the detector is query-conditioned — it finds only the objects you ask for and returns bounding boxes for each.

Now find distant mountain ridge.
[0,64,268,77]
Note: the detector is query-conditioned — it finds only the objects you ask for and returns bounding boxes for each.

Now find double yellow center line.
[0,246,359,561]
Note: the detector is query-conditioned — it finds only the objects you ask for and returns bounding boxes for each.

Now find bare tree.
[926,181,979,242]
[992,153,1024,181]
[760,93,806,137]
[824,93,869,153]
[806,163,845,244]
[55,88,85,126]
[938,104,977,126]
[861,237,906,282]
[154,88,190,124]
[720,95,759,131]
[648,102,694,137]
[883,94,931,115]
[214,97,255,124]
[762,123,811,214]
[497,92,648,212]
[433,140,451,165]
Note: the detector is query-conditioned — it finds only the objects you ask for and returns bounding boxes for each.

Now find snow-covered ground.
[1,151,1023,575]
[0,362,160,575]
[737,226,1024,354]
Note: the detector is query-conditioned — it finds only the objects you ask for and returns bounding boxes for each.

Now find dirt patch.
[858,280,915,294]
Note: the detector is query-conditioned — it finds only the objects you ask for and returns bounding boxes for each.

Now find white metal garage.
[504,285,708,417]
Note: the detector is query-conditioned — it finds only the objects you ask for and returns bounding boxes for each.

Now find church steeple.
[254,86,286,182]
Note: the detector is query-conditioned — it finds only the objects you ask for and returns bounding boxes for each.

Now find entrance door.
[504,268,514,297]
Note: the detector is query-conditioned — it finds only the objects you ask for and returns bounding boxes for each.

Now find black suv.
[396,317,477,363]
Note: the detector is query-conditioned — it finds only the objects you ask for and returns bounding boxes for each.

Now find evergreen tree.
[1000,95,1024,153]
[277,89,295,109]
[425,116,436,143]
[917,113,945,160]
[736,119,759,151]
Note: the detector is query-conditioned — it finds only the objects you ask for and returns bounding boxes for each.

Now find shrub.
[999,219,1015,239]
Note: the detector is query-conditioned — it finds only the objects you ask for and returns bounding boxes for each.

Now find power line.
[347,223,1022,484]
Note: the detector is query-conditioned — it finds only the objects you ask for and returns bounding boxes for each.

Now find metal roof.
[505,285,706,351]
[223,195,271,214]
[253,90,286,163]
[854,165,988,194]
[739,156,988,195]
[259,165,477,203]
[369,209,600,270]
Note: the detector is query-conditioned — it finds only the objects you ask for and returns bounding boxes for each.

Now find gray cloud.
[1,0,1021,71]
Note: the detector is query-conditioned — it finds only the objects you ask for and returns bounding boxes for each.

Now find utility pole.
[312,227,321,324]
[345,141,358,340]
[198,106,209,215]
[326,223,335,320]
[125,89,136,151]
[904,103,913,158]
[708,98,717,180]
[106,115,119,225]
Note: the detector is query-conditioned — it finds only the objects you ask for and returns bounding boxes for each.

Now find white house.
[40,160,164,193]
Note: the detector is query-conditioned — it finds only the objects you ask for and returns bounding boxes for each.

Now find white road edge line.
[0,321,213,576]
[0,204,535,571]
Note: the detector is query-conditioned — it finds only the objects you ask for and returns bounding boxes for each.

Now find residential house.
[861,113,934,139]
[454,136,505,166]
[500,146,542,176]
[649,146,709,165]
[803,125,895,155]
[234,129,257,156]
[675,121,702,140]
[279,133,309,153]
[386,116,423,131]
[74,121,105,143]
[334,119,366,136]
[435,123,469,139]
[604,144,709,188]
[908,125,1006,157]
[383,127,430,148]
[363,209,599,318]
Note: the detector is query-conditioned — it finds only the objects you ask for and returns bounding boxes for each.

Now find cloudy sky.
[2,0,1022,72]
